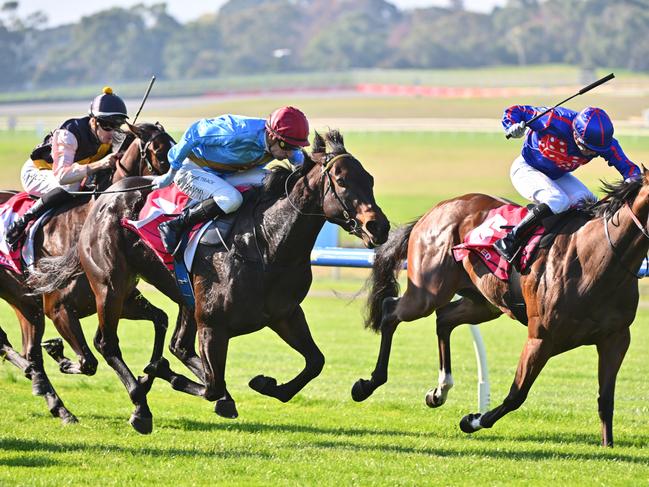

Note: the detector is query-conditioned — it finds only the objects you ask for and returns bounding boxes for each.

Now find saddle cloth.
[0,192,39,274]
[452,204,544,281]
[121,184,244,272]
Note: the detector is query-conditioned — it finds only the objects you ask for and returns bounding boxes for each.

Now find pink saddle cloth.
[121,184,251,271]
[452,204,544,281]
[0,192,39,274]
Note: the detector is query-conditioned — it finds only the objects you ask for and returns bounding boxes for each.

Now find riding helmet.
[266,106,310,147]
[89,86,129,124]
[573,107,613,151]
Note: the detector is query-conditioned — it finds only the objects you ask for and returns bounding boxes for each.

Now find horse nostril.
[364,219,378,236]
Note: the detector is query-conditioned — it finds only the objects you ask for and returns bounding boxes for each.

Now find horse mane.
[591,178,643,219]
[259,129,348,204]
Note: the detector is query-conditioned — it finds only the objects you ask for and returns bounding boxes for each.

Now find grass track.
[0,290,648,485]
[1,116,649,483]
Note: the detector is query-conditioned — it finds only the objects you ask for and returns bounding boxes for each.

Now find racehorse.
[33,129,389,434]
[353,173,649,446]
[0,122,174,425]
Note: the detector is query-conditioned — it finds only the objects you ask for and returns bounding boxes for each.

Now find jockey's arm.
[602,138,641,180]
[288,149,304,165]
[167,122,204,170]
[51,129,87,185]
[502,105,549,132]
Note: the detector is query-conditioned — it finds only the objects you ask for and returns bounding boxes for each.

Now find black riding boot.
[159,198,226,255]
[6,187,74,249]
[493,203,553,263]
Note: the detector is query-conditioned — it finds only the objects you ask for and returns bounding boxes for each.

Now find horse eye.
[336,177,346,187]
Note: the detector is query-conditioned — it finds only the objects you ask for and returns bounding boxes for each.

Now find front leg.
[249,306,324,403]
[197,322,237,419]
[596,328,630,447]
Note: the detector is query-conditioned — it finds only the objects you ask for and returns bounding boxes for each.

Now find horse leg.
[352,284,448,402]
[460,336,552,434]
[249,306,324,403]
[92,288,153,434]
[168,305,205,382]
[119,288,168,392]
[426,294,501,408]
[197,322,237,419]
[596,328,630,447]
[13,305,78,424]
[43,293,98,375]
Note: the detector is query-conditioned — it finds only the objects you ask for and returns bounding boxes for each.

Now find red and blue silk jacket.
[502,105,640,180]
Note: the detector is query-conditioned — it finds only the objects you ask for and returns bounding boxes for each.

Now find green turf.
[0,290,648,485]
[1,122,649,484]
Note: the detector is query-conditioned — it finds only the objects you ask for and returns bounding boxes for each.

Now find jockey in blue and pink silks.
[493,105,641,263]
[151,106,309,255]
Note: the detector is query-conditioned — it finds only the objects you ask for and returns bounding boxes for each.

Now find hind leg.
[352,283,450,402]
[120,288,168,390]
[460,336,552,434]
[10,305,77,424]
[168,305,205,382]
[43,292,98,376]
[426,294,501,408]
[596,328,630,447]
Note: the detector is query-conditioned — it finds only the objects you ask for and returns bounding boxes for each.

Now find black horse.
[33,129,389,434]
[2,122,173,424]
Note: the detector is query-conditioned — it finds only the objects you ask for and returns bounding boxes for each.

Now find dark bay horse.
[34,129,389,434]
[353,173,649,446]
[0,122,174,425]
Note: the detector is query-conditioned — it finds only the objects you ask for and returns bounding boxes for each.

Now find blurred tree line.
[0,0,648,91]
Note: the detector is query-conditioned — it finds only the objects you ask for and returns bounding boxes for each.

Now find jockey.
[152,106,310,255]
[494,105,641,263]
[6,86,127,248]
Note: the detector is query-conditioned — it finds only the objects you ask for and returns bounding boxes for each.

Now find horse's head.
[114,122,175,180]
[308,130,389,248]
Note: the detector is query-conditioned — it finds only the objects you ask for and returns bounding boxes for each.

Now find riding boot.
[6,187,73,250]
[493,203,553,263]
[159,198,226,255]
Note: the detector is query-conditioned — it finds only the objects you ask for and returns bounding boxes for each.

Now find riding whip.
[506,72,615,139]
[132,75,156,124]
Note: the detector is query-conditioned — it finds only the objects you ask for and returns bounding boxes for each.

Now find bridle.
[604,202,649,279]
[284,153,366,238]
[137,130,175,175]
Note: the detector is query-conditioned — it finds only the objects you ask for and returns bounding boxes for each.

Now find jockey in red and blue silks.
[493,105,641,263]
[151,106,310,255]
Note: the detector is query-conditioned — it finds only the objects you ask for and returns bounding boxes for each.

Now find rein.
[604,202,649,279]
[67,129,174,197]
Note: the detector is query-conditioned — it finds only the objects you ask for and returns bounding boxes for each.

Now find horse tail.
[364,221,416,332]
[27,246,83,294]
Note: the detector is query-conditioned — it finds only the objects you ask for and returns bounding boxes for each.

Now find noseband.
[604,202,649,278]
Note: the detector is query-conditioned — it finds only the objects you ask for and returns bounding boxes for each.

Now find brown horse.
[1,122,173,425]
[34,129,389,434]
[353,173,649,446]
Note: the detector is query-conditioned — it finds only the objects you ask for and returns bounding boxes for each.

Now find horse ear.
[125,122,143,138]
[155,121,165,132]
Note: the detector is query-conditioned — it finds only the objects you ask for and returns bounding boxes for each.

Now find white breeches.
[510,155,596,214]
[20,159,80,197]
[174,160,267,214]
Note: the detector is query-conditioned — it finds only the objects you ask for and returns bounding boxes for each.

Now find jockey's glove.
[505,121,526,139]
[152,168,178,189]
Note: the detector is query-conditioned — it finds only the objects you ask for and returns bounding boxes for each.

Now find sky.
[15,0,507,27]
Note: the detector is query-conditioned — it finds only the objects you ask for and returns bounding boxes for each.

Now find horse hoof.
[143,357,171,378]
[42,338,65,360]
[459,413,483,434]
[248,375,277,395]
[60,411,79,425]
[215,399,238,419]
[129,413,153,435]
[351,379,373,402]
[425,388,444,408]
